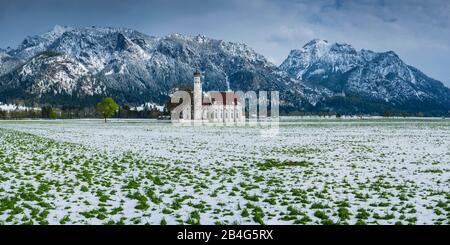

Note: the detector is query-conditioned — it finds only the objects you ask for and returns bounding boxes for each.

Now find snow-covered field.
[0,118,449,225]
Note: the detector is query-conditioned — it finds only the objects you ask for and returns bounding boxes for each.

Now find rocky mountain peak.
[280,39,450,113]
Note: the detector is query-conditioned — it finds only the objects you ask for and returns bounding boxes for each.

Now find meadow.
[0,118,449,224]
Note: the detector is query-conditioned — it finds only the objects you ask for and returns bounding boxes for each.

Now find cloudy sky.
[1,0,449,86]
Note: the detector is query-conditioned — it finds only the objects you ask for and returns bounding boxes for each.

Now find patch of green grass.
[263,198,276,205]
[373,213,395,220]
[257,159,312,170]
[241,208,250,218]
[243,193,260,202]
[338,207,351,221]
[314,210,329,220]
[127,192,149,210]
[356,208,370,220]
[186,211,201,225]
[59,215,70,224]
[310,203,329,209]
[145,188,162,204]
[160,218,167,225]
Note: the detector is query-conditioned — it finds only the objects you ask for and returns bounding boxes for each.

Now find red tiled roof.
[204,92,241,105]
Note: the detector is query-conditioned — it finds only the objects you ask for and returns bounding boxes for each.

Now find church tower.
[193,70,202,120]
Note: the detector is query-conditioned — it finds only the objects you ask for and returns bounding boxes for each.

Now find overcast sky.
[1,0,449,86]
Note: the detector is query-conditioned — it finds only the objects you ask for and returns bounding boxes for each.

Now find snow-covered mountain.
[0,26,320,108]
[0,49,21,76]
[0,27,449,114]
[280,39,450,114]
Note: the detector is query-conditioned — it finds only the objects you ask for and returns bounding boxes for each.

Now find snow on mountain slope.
[0,49,22,76]
[8,25,70,60]
[0,51,105,102]
[0,26,319,108]
[280,39,450,113]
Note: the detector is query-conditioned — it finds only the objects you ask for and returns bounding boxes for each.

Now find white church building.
[181,71,245,122]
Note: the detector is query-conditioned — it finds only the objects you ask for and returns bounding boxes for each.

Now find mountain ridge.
[280,38,450,114]
[0,27,449,115]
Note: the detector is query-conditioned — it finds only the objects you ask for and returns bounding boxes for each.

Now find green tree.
[49,110,57,119]
[41,106,57,119]
[96,97,118,123]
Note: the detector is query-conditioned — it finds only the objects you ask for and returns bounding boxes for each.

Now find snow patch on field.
[0,118,449,225]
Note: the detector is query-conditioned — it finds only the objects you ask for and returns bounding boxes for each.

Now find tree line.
[0,97,447,120]
[0,98,169,121]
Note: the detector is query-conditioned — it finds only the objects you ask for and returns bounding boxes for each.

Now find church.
[181,71,245,122]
